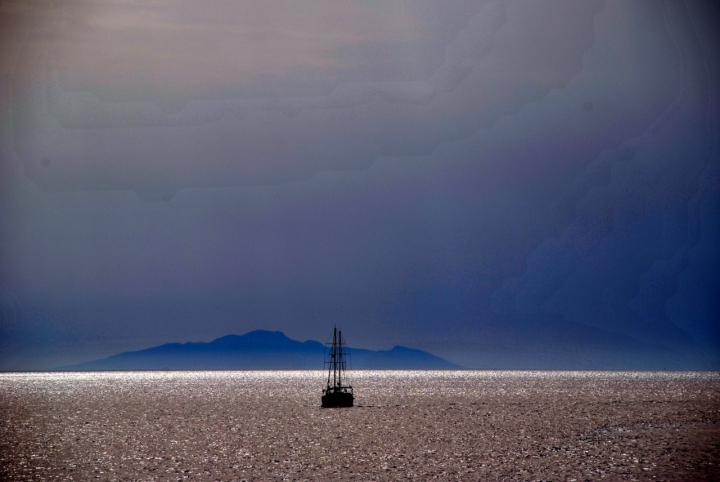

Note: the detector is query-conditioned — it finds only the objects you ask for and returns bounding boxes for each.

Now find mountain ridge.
[58,330,461,370]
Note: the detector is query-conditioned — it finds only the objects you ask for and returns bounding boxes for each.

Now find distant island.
[58,330,460,370]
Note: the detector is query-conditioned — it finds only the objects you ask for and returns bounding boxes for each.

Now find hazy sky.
[1,0,718,370]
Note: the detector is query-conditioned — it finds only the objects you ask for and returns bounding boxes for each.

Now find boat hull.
[321,391,354,408]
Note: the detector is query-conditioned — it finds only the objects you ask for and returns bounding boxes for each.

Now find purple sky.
[1,0,718,370]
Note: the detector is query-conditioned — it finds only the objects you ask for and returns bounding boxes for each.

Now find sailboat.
[321,327,354,407]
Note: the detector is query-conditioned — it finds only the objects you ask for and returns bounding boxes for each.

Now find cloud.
[51,1,431,92]
[12,0,604,201]
[3,0,718,369]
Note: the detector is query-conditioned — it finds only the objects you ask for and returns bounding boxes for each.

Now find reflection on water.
[3,370,717,405]
[1,371,718,480]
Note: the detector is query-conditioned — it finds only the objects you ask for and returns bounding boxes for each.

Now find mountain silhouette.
[58,330,460,370]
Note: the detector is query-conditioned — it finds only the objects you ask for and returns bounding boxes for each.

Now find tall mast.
[337,330,343,387]
[321,326,354,407]
[325,326,350,390]
[332,327,338,387]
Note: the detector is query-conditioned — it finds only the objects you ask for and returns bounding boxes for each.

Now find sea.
[1,370,718,480]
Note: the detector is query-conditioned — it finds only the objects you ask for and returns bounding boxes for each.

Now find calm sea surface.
[1,371,718,480]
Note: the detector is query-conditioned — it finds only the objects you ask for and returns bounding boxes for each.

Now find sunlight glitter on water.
[2,369,718,401]
[1,370,719,480]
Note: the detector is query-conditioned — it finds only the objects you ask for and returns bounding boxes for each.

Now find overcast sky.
[1,0,718,370]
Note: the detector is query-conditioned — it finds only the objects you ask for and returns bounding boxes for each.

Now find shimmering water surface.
[1,371,718,480]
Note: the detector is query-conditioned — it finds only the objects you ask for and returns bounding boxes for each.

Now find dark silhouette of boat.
[321,327,354,407]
